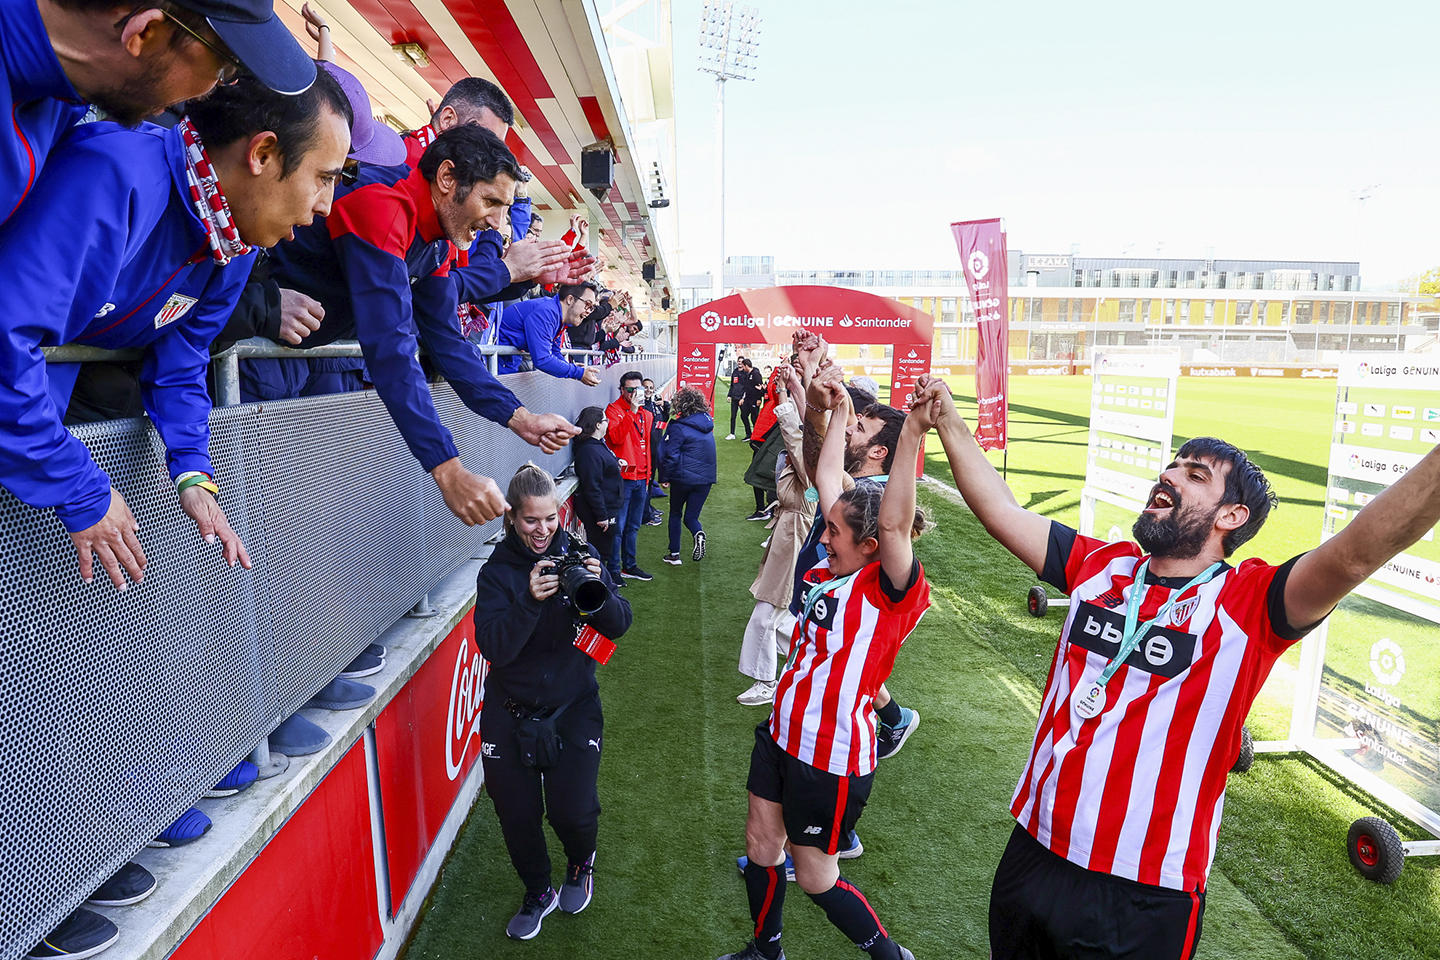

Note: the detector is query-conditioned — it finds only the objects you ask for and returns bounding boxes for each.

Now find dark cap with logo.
[172,0,316,95]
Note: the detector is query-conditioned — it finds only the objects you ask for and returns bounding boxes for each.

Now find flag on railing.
[951,218,1009,450]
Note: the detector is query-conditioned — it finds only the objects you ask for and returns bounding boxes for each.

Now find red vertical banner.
[889,343,932,478]
[951,219,1009,450]
[677,344,718,410]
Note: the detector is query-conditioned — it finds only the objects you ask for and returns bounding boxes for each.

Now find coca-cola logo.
[445,635,487,781]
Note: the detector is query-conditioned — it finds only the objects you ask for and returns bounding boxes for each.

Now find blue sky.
[668,0,1439,287]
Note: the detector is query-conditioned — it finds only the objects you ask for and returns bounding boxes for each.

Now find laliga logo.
[700,310,721,333]
[446,637,487,781]
[1349,453,1361,470]
[840,314,854,328]
[968,250,990,280]
[1356,362,1369,379]
[1369,638,1405,686]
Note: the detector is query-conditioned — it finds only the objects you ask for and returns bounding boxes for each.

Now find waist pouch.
[510,698,574,769]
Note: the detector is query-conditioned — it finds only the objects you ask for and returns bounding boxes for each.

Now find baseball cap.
[174,0,316,95]
[319,62,406,166]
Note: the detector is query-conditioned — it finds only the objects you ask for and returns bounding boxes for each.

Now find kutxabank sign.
[1312,354,1440,815]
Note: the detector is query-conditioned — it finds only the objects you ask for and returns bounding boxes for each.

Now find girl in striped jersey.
[719,364,930,960]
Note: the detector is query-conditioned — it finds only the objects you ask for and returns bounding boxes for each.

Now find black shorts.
[745,723,873,854]
[989,824,1206,960]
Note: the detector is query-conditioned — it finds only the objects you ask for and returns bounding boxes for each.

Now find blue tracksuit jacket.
[494,295,584,378]
[0,0,88,224]
[0,121,252,531]
[266,163,522,471]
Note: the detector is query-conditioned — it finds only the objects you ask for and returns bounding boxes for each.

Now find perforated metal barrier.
[0,359,671,958]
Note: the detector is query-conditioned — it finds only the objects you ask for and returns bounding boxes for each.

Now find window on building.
[1165,300,1175,324]
[1140,299,1152,322]
[1235,300,1252,324]
[1333,302,1351,324]
[1055,298,1068,321]
[1204,300,1215,322]
[941,331,958,357]
[1293,300,1312,324]
[1255,300,1268,324]
[1184,270,1196,288]
[1026,298,1042,322]
[1168,270,1179,287]
[1180,301,1191,323]
[941,298,956,323]
[1388,302,1400,323]
[1073,270,1085,287]
[1071,300,1084,323]
[1118,300,1136,322]
[1280,301,1290,323]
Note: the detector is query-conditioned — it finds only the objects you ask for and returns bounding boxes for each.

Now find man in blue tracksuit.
[398,78,573,305]
[267,124,578,527]
[1,0,315,224]
[0,72,351,590]
[495,283,604,384]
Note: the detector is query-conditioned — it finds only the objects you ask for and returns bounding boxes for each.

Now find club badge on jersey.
[154,292,198,329]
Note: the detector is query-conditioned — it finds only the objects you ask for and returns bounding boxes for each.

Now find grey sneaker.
[505,886,558,940]
[559,851,595,914]
[692,529,707,561]
[716,943,784,960]
[897,945,915,959]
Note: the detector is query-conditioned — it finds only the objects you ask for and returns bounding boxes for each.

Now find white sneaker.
[725,433,736,440]
[737,681,776,706]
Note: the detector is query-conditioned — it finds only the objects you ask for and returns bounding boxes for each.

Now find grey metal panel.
[0,357,672,959]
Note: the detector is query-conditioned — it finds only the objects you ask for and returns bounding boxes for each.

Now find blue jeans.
[615,478,649,573]
[667,483,711,553]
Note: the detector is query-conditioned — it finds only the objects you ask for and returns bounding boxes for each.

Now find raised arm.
[1284,441,1440,628]
[876,403,925,587]
[914,375,1051,574]
[813,370,852,519]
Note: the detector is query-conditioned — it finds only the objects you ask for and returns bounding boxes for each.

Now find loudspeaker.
[581,147,614,193]
[642,260,656,282]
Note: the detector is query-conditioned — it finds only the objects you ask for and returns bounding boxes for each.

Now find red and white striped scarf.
[178,117,251,266]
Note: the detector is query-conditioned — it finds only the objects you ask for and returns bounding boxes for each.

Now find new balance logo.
[803,825,823,835]
[1094,590,1124,609]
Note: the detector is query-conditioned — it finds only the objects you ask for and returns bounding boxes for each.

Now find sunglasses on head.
[341,158,360,186]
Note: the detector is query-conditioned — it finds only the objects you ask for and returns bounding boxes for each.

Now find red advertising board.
[675,286,933,410]
[170,742,382,960]
[373,614,486,910]
[951,218,1010,450]
[677,344,717,409]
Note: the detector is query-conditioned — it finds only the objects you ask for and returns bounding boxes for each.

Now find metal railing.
[3,346,674,959]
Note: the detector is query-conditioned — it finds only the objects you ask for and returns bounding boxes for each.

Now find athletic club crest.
[153,292,198,329]
[1169,596,1201,626]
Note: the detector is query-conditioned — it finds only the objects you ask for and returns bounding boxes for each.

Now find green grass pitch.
[402,375,1439,959]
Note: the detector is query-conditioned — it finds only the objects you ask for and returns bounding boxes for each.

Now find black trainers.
[559,851,595,914]
[692,529,707,561]
[876,707,920,760]
[505,886,559,940]
[744,510,767,521]
[622,566,654,581]
[662,552,682,565]
[87,861,156,907]
[26,909,118,959]
[716,942,784,960]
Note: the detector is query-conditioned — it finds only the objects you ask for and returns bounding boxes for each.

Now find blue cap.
[176,0,317,95]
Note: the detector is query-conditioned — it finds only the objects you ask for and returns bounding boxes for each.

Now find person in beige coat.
[737,362,815,705]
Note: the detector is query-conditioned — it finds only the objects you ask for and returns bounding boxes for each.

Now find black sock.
[743,859,786,959]
[808,878,898,959]
[876,698,902,728]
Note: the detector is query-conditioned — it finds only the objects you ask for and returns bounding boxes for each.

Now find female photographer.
[571,406,622,573]
[474,464,632,941]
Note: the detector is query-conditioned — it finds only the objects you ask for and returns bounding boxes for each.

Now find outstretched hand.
[179,486,253,571]
[70,488,146,590]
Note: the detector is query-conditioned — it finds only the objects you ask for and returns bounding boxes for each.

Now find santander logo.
[446,636,487,781]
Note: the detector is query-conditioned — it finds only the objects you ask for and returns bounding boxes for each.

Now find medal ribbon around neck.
[1072,558,1223,719]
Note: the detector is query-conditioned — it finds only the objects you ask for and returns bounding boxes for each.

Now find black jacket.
[474,528,632,709]
[727,370,747,400]
[572,435,623,525]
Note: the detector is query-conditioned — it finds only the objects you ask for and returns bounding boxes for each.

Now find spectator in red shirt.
[604,370,655,582]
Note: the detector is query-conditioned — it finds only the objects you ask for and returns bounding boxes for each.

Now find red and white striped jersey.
[770,558,930,777]
[1013,522,1313,892]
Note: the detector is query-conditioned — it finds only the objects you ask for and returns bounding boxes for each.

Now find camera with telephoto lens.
[541,544,608,615]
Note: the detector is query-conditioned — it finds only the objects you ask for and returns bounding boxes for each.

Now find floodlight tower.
[698,1,761,301]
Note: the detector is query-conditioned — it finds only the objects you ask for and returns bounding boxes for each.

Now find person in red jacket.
[604,370,655,582]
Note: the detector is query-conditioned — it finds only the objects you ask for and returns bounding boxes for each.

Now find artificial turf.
[402,376,1439,959]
